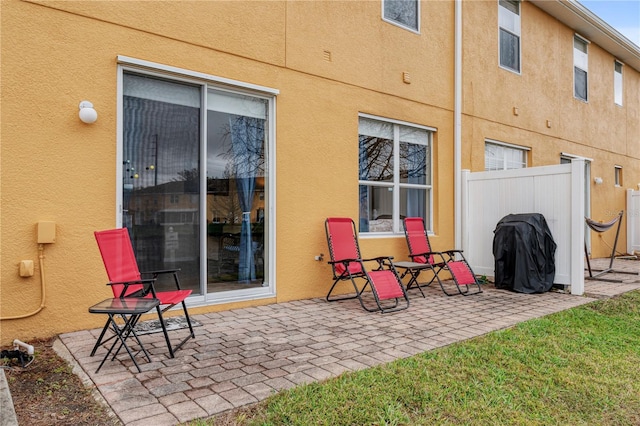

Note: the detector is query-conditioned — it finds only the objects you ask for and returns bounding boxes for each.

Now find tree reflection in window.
[358,116,432,233]
[384,0,418,31]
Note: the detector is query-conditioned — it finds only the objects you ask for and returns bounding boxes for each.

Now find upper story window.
[358,115,433,234]
[383,0,419,32]
[485,140,528,171]
[614,60,623,106]
[498,0,521,73]
[574,35,589,102]
[615,165,622,186]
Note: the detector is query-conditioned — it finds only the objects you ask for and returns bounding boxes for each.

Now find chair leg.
[326,265,409,314]
[156,302,196,359]
[156,306,175,358]
[170,301,196,354]
[330,276,395,313]
[182,301,195,339]
[457,283,483,296]
[437,260,483,296]
[432,271,458,296]
[365,268,410,314]
[453,276,483,296]
[357,290,404,314]
[326,276,364,302]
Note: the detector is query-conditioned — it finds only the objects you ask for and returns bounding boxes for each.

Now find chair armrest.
[366,256,393,270]
[140,268,185,290]
[414,250,444,256]
[366,256,393,262]
[439,249,463,261]
[106,278,157,298]
[414,250,445,258]
[328,257,390,265]
[141,268,181,276]
[413,251,450,264]
[328,258,360,265]
[106,278,156,286]
[329,257,394,271]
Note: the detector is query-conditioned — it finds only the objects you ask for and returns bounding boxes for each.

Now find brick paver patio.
[56,258,640,425]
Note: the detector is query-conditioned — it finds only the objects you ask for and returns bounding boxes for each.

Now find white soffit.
[530,0,640,72]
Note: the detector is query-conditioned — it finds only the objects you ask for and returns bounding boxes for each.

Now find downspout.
[454,0,463,249]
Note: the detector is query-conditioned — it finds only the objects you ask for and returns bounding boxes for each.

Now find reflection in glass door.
[206,90,267,292]
[121,71,269,299]
[122,73,201,295]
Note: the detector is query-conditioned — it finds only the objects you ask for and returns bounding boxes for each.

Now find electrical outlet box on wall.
[19,260,34,277]
[37,221,56,244]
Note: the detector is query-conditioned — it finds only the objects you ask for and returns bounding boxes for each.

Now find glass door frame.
[116,56,278,308]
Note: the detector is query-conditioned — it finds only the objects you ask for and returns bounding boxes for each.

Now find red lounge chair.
[403,217,482,296]
[94,228,195,357]
[325,217,409,313]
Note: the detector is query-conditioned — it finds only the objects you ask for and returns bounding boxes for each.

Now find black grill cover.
[493,213,557,294]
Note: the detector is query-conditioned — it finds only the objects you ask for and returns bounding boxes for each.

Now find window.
[615,165,622,186]
[120,62,276,303]
[614,61,623,106]
[485,140,528,170]
[358,115,433,234]
[574,35,589,101]
[498,0,521,73]
[383,0,419,32]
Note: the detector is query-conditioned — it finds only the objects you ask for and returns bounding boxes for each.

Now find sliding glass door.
[205,89,267,291]
[121,70,271,300]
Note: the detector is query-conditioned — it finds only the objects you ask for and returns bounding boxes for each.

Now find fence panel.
[462,161,584,294]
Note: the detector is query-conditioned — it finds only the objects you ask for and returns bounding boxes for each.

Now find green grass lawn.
[196,291,640,425]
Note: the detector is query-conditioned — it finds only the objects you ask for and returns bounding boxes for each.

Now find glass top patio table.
[89,297,160,373]
[89,297,160,315]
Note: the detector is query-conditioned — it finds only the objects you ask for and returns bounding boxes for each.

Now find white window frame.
[484,139,529,171]
[573,34,589,102]
[615,165,622,187]
[358,113,434,235]
[382,0,420,34]
[498,0,521,74]
[116,56,278,307]
[614,60,623,106]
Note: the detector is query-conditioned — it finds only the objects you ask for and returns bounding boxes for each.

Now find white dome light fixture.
[78,101,98,124]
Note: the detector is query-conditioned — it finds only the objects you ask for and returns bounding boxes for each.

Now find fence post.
[627,189,631,255]
[571,159,585,295]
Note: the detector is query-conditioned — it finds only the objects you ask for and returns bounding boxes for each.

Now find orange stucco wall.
[0,0,456,344]
[1,0,638,345]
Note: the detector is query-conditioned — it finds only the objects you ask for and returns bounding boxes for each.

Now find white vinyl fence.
[461,160,586,295]
[627,189,640,255]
